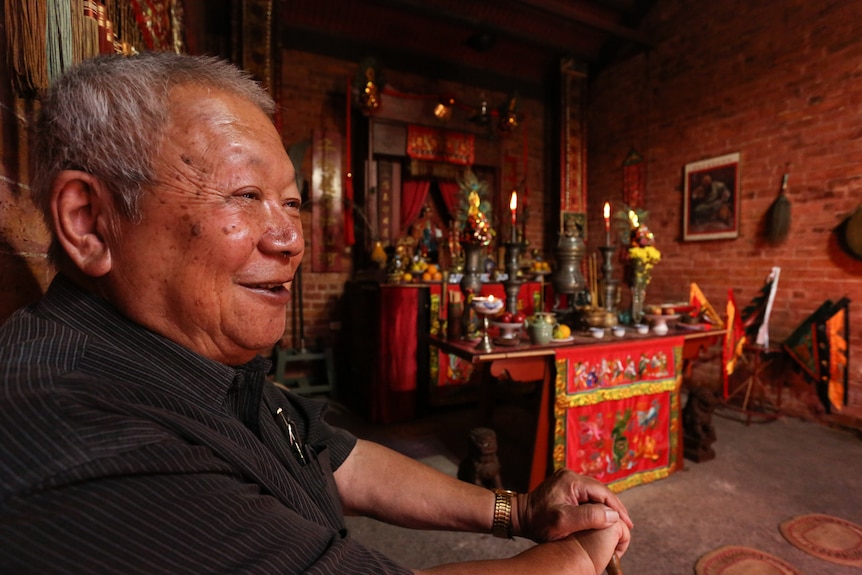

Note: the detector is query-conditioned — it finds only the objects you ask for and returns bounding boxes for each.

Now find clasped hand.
[514,469,632,559]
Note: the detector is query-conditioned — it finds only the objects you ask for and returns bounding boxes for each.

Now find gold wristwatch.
[492,489,516,539]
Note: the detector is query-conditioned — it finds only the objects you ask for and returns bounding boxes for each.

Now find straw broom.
[766,173,791,245]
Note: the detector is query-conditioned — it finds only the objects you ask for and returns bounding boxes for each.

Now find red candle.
[603,202,611,245]
[510,190,518,243]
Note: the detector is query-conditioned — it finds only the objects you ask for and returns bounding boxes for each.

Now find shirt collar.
[38,274,273,410]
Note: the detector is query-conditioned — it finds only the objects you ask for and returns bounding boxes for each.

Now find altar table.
[428,325,726,492]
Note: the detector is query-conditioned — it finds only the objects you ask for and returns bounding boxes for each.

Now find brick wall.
[0,44,52,320]
[587,0,862,406]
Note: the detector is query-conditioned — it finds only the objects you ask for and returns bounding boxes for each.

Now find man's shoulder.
[0,305,88,373]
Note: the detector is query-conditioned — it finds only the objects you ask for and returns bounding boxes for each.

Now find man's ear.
[51,170,115,277]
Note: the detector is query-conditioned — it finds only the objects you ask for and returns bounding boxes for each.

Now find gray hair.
[31,51,275,263]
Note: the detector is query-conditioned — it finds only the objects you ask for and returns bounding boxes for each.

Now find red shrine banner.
[406,125,475,166]
[553,337,684,492]
[622,148,645,210]
[311,130,343,272]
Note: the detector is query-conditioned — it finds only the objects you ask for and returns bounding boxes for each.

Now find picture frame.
[683,152,740,241]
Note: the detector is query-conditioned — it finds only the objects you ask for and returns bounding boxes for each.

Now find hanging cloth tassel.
[46,0,74,83]
[4,0,48,97]
[766,173,791,245]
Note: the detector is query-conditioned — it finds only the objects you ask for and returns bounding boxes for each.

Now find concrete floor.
[326,397,862,574]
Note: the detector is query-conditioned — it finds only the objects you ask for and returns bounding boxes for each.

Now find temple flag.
[723,289,747,389]
[741,267,780,347]
[690,282,723,327]
[784,298,850,413]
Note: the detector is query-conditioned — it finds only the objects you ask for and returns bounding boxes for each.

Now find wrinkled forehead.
[166,84,270,138]
[162,85,279,154]
[154,84,293,190]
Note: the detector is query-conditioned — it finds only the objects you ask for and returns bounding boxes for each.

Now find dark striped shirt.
[0,275,410,574]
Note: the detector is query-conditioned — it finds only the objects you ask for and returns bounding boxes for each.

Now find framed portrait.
[683,153,740,241]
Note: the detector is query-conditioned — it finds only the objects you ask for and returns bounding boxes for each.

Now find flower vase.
[459,242,484,296]
[630,281,647,324]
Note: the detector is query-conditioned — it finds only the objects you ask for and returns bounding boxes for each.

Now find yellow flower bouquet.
[626,210,660,322]
[628,245,661,285]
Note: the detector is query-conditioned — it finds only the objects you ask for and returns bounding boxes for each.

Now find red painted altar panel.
[553,337,684,492]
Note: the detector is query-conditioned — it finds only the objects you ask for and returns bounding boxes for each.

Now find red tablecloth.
[552,336,685,492]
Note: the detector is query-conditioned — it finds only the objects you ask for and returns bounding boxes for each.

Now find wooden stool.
[273,346,336,397]
[726,343,784,424]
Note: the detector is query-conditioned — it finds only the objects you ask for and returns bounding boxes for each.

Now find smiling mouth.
[245,282,289,293]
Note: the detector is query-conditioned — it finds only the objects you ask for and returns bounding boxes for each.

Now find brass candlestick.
[598,245,619,315]
[502,241,524,314]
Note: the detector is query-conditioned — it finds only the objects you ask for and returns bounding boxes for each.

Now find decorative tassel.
[78,1,102,61]
[4,0,48,97]
[46,0,74,83]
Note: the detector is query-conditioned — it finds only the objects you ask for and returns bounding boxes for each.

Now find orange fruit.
[433,272,443,281]
[422,272,432,282]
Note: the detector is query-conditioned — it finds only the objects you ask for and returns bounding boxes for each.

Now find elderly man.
[0,52,630,574]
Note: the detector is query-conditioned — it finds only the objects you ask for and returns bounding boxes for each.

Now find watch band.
[492,489,516,539]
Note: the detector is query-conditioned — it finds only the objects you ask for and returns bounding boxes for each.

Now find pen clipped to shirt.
[275,407,307,466]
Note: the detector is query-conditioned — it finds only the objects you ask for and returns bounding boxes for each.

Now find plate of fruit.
[549,323,573,343]
[490,311,526,340]
[529,260,552,281]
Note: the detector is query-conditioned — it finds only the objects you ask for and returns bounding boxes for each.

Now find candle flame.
[603,202,610,220]
[510,191,518,211]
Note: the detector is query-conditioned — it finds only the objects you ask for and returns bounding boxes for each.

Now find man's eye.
[236,190,260,200]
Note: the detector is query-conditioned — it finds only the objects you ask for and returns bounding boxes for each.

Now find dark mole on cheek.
[181,154,192,165]
[191,223,202,236]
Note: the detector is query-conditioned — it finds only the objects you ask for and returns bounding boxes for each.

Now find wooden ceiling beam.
[366,0,604,62]
[512,0,652,46]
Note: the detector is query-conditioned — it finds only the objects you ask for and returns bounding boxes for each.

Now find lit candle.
[510,190,518,243]
[603,201,611,245]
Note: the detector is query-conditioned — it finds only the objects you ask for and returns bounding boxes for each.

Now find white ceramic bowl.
[612,326,626,338]
[589,327,605,339]
[635,324,649,335]
[471,296,504,315]
[652,322,669,335]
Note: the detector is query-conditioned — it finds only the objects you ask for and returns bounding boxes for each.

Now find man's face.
[102,85,304,365]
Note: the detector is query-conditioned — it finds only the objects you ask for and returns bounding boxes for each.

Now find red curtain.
[438,181,460,220]
[401,180,431,233]
[374,286,418,423]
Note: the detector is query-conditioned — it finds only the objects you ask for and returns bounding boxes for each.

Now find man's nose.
[259,205,303,257]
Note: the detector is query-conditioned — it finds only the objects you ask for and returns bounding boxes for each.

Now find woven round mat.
[780,513,862,567]
[695,545,802,575]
